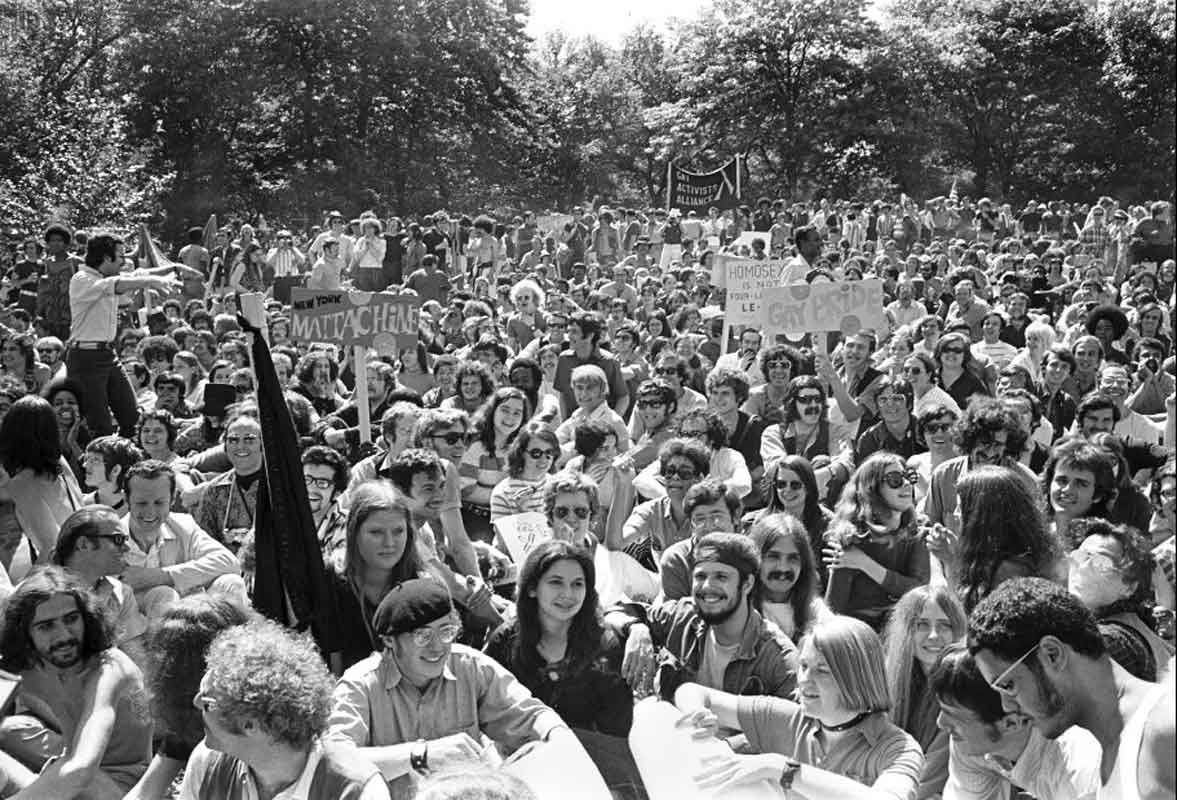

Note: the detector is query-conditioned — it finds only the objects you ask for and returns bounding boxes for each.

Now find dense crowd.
[0,192,1172,800]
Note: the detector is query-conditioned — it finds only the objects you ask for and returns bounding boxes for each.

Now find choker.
[820,711,872,733]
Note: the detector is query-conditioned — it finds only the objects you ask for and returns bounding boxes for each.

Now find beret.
[373,578,453,637]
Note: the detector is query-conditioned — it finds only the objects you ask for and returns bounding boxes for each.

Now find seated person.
[79,435,144,515]
[179,620,389,799]
[930,643,1100,800]
[658,479,743,601]
[555,365,631,459]
[633,409,752,499]
[118,460,244,619]
[0,567,152,799]
[760,376,856,501]
[51,506,148,658]
[617,438,710,570]
[606,533,798,701]
[328,579,587,798]
[673,615,924,800]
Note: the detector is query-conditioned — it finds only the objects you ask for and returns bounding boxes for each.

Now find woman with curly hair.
[459,387,531,542]
[749,512,830,640]
[822,452,931,630]
[741,343,802,425]
[882,584,967,799]
[930,465,1062,613]
[441,359,494,415]
[489,423,560,521]
[0,332,50,395]
[483,540,631,736]
[123,595,252,800]
[1084,303,1132,365]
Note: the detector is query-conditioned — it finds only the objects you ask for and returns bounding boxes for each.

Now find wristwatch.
[779,757,802,792]
[410,738,429,774]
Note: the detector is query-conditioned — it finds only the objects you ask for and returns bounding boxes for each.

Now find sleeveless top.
[1098,683,1170,800]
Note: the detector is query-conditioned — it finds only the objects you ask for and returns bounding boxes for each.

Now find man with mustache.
[0,567,153,798]
[606,532,798,701]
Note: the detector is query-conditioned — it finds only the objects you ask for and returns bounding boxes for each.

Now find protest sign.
[492,512,552,566]
[289,289,420,356]
[717,256,791,324]
[760,279,886,336]
[666,157,744,213]
[534,213,575,235]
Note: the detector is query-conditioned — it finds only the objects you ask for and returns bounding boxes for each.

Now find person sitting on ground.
[657,479,743,601]
[179,619,389,799]
[0,567,153,799]
[748,512,831,642]
[79,435,144,515]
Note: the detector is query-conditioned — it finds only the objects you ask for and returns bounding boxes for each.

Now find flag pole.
[735,154,742,202]
[665,159,673,213]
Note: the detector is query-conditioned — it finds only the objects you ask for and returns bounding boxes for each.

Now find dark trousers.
[64,346,139,437]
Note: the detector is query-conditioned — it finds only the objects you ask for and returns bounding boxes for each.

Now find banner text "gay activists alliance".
[289,289,420,353]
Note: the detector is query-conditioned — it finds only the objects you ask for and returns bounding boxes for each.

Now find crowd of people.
[0,191,1172,800]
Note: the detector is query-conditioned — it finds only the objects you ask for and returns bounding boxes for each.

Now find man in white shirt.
[264,229,306,279]
[308,212,355,265]
[931,643,1099,800]
[1096,363,1165,446]
[779,225,822,285]
[66,233,177,438]
[118,460,243,619]
[886,281,926,329]
[713,328,766,387]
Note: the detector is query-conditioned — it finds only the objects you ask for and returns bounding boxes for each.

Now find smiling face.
[127,475,173,540]
[902,357,932,392]
[1050,462,1099,518]
[388,612,458,689]
[572,378,605,410]
[877,388,910,425]
[493,397,526,441]
[774,467,808,515]
[29,593,85,670]
[356,509,409,573]
[224,417,263,475]
[913,600,958,671]
[1073,342,1101,373]
[759,535,802,603]
[708,384,739,416]
[636,397,668,431]
[797,638,847,721]
[531,558,587,627]
[691,560,746,625]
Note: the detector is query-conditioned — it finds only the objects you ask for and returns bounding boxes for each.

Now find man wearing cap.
[605,532,798,701]
[67,233,177,438]
[328,579,583,798]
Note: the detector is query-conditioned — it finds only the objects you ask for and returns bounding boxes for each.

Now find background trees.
[0,0,1171,236]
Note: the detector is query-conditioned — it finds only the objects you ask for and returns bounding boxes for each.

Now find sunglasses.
[940,347,965,355]
[655,367,679,376]
[635,400,665,409]
[552,505,590,520]
[90,533,128,548]
[775,479,805,491]
[881,469,919,489]
[902,366,924,375]
[526,448,555,460]
[924,422,953,434]
[795,394,823,406]
[662,465,698,480]
[431,432,467,446]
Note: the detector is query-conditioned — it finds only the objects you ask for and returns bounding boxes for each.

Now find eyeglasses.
[662,465,698,480]
[795,394,823,406]
[304,475,334,490]
[989,643,1041,696]
[881,469,919,489]
[552,505,590,520]
[902,367,924,375]
[382,624,462,649]
[90,533,128,548]
[635,400,665,409]
[765,360,791,371]
[941,347,965,355]
[1067,549,1119,575]
[924,422,953,434]
[193,692,219,713]
[226,434,259,446]
[431,432,467,446]
[775,479,805,491]
[655,367,679,376]
[526,448,555,460]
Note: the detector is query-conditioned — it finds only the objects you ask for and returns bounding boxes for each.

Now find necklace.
[820,710,872,733]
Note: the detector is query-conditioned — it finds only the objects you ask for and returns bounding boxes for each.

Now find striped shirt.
[489,476,550,521]
[458,441,509,509]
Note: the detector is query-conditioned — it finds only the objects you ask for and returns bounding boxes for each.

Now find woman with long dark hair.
[459,387,530,542]
[123,595,252,800]
[934,332,990,410]
[0,395,83,569]
[0,332,50,395]
[752,457,833,582]
[749,513,829,641]
[441,360,495,415]
[483,539,631,735]
[882,585,967,798]
[823,453,930,630]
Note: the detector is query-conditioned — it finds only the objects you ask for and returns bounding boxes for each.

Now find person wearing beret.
[327,579,587,799]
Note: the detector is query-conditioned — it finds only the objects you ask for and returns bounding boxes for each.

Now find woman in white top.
[1008,319,1055,387]
[907,403,960,507]
[633,408,751,499]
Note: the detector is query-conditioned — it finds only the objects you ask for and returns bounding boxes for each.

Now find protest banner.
[492,512,552,566]
[665,156,744,213]
[717,256,790,323]
[291,289,421,444]
[760,279,886,336]
[534,213,575,235]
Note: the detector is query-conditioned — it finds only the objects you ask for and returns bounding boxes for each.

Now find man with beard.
[301,445,350,568]
[606,532,798,701]
[0,567,152,798]
[923,398,1038,534]
[119,460,243,619]
[969,578,1175,800]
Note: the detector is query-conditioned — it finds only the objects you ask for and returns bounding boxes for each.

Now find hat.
[374,579,454,637]
[201,383,236,418]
